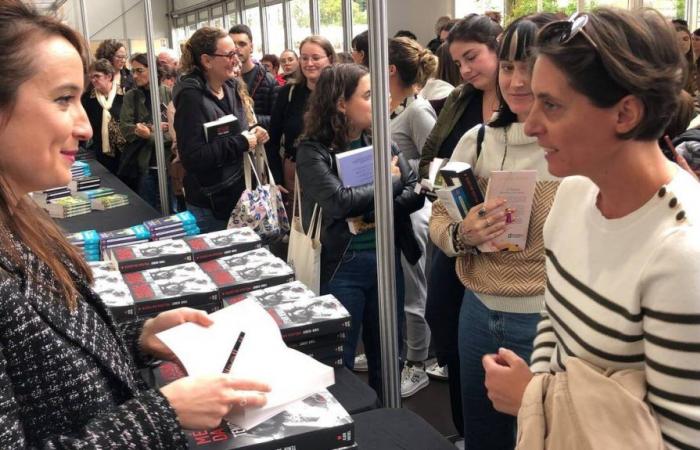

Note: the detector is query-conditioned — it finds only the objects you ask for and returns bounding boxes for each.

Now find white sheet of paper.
[155,298,335,430]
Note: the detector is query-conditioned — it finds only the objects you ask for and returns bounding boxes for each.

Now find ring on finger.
[478,207,487,217]
[485,218,491,227]
[239,397,247,407]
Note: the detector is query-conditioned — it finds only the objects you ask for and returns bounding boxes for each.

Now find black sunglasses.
[539,13,598,50]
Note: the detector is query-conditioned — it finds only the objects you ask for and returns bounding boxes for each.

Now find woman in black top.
[173,27,268,232]
[95,39,134,94]
[268,36,336,202]
[81,58,124,174]
[0,2,268,447]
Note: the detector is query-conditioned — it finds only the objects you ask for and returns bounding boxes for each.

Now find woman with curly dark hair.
[95,38,134,93]
[296,63,424,399]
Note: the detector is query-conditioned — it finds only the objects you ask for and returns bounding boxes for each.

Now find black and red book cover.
[108,239,193,273]
[199,248,294,298]
[261,294,351,343]
[185,227,262,263]
[287,332,348,352]
[123,262,219,317]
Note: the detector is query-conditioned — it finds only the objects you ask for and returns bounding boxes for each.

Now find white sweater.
[531,167,700,450]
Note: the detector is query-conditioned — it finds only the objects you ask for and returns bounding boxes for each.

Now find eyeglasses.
[209,52,238,60]
[89,73,106,80]
[539,13,598,50]
[113,55,127,60]
[300,55,328,63]
[132,67,147,74]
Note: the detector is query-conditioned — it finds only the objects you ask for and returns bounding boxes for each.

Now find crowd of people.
[0,0,698,448]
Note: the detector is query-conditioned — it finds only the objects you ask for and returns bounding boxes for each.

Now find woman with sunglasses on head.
[268,36,336,207]
[417,14,502,436]
[296,64,424,399]
[119,53,173,211]
[429,14,559,449]
[81,58,124,175]
[173,27,268,233]
[484,9,700,449]
[95,38,134,94]
[0,2,269,447]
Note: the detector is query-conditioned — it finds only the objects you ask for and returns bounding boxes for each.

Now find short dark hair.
[302,64,370,152]
[130,52,148,68]
[351,30,369,66]
[447,14,502,51]
[261,53,279,71]
[535,8,684,140]
[394,29,418,41]
[229,24,253,42]
[89,58,116,78]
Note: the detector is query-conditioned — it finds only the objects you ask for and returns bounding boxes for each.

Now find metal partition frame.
[367,0,400,408]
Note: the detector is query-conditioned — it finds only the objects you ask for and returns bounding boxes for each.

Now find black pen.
[223,331,245,374]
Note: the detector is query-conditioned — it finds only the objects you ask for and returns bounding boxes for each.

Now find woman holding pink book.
[428,14,561,449]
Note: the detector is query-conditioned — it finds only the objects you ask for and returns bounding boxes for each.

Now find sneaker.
[401,363,429,398]
[353,353,368,372]
[426,362,449,380]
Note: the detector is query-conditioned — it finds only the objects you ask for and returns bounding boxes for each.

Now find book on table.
[477,170,537,253]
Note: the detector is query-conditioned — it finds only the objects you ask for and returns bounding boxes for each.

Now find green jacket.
[118,84,173,177]
[419,83,478,179]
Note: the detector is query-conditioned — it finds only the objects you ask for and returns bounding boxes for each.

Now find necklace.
[500,127,509,170]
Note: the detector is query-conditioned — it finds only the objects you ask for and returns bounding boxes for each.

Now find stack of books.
[99,225,151,256]
[224,281,350,368]
[122,262,219,318]
[184,227,262,263]
[31,186,72,207]
[70,161,91,178]
[144,211,200,241]
[106,238,193,273]
[91,193,129,210]
[65,229,100,262]
[47,196,91,218]
[199,248,294,299]
[153,362,356,450]
[68,175,100,193]
[89,261,135,322]
[74,187,115,201]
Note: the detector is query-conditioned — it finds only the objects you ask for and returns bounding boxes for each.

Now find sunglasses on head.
[539,12,598,50]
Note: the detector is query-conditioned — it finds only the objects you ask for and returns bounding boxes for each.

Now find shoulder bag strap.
[243,152,262,190]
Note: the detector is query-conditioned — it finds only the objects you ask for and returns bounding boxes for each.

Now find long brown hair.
[0,0,92,309]
[389,37,437,88]
[302,63,369,153]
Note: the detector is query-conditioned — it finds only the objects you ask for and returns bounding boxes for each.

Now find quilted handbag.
[227,149,290,243]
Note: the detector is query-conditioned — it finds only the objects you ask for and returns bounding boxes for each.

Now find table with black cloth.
[55,160,161,234]
[352,408,455,449]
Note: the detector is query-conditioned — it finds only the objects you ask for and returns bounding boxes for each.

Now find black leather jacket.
[296,135,424,283]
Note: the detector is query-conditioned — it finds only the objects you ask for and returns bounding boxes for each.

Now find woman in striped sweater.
[484,9,700,449]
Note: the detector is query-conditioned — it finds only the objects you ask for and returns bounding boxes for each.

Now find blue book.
[335,145,374,188]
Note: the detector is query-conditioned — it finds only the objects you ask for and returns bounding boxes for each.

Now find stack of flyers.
[89,261,135,322]
[47,196,91,218]
[223,281,349,368]
[122,262,219,317]
[91,193,129,210]
[99,224,151,254]
[144,211,200,241]
[74,187,115,201]
[31,186,72,207]
[65,229,100,262]
[107,238,193,273]
[184,227,262,263]
[68,176,100,193]
[70,160,91,178]
[199,248,294,298]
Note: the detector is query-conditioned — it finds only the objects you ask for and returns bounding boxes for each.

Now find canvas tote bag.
[287,175,322,294]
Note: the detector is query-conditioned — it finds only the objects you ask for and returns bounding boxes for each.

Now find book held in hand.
[478,170,537,253]
[436,185,470,222]
[335,145,373,188]
[439,161,484,208]
[203,114,241,143]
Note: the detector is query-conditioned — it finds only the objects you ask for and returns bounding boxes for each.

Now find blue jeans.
[321,249,404,401]
[459,290,539,450]
[186,203,228,234]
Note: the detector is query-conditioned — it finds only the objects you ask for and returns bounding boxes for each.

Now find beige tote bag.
[287,175,322,294]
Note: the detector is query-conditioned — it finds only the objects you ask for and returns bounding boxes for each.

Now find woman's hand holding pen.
[161,376,270,430]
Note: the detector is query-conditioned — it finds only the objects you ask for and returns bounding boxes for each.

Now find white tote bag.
[287,175,322,295]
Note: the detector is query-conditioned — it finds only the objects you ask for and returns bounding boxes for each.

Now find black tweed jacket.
[0,238,187,448]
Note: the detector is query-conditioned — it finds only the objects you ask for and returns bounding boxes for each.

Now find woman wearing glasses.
[81,58,124,175]
[95,38,134,94]
[484,9,700,449]
[173,27,268,233]
[429,14,559,449]
[119,53,173,211]
[268,36,336,208]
